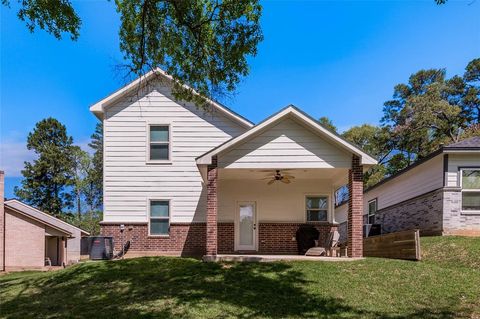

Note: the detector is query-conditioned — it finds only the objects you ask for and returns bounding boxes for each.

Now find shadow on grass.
[0,257,460,318]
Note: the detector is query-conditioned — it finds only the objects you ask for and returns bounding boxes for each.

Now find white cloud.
[0,138,92,178]
[0,140,35,177]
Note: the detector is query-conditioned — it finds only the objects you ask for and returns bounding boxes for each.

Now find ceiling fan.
[263,170,295,185]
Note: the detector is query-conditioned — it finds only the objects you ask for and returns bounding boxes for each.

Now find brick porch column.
[206,156,218,256]
[348,155,363,258]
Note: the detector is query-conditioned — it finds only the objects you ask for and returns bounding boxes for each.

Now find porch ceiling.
[219,168,348,181]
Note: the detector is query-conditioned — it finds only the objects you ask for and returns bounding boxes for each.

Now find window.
[149,125,170,161]
[149,200,170,235]
[368,199,377,224]
[335,186,349,206]
[306,196,328,222]
[461,169,480,212]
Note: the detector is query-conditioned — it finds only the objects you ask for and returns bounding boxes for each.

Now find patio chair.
[305,230,340,256]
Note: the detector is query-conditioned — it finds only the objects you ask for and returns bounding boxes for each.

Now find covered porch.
[197,106,376,258]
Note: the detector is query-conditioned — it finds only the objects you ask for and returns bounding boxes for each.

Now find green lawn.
[1,236,479,319]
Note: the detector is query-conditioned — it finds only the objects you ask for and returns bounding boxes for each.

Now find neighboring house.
[336,137,480,237]
[0,172,89,271]
[90,69,377,258]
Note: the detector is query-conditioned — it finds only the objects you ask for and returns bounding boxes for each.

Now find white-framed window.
[368,199,377,224]
[148,124,170,161]
[461,168,480,212]
[149,200,170,236]
[305,196,328,222]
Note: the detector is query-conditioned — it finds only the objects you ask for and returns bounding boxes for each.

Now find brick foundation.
[101,223,207,256]
[101,222,337,256]
[258,223,337,254]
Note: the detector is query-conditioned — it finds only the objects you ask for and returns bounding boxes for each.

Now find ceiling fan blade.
[283,175,295,179]
[267,179,275,185]
[281,179,291,184]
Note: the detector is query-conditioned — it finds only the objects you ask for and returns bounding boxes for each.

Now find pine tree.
[15,118,76,216]
[85,122,103,211]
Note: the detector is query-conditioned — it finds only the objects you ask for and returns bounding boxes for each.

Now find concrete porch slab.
[203,254,364,262]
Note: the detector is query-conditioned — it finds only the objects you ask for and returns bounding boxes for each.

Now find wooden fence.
[363,229,421,261]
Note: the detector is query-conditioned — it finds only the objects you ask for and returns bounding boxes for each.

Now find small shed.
[1,198,89,271]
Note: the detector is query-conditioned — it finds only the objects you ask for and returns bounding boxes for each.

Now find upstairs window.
[368,199,377,224]
[306,196,328,222]
[149,125,170,161]
[149,200,170,235]
[461,169,480,212]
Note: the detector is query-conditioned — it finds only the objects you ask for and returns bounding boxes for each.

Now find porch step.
[203,254,363,262]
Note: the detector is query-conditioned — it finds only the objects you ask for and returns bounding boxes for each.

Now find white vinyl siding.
[218,117,352,169]
[361,154,444,218]
[446,154,480,187]
[103,84,246,223]
[218,179,335,223]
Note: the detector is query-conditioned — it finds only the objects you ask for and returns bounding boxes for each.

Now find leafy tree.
[342,124,392,188]
[71,146,92,219]
[3,0,263,106]
[86,122,103,211]
[318,116,337,132]
[14,118,75,216]
[463,58,480,123]
[62,210,103,235]
[382,64,478,161]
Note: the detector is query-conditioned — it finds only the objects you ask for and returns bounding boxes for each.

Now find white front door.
[235,202,257,251]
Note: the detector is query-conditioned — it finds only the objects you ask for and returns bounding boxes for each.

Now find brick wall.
[258,223,337,254]
[375,188,444,236]
[101,223,207,256]
[4,208,45,270]
[443,189,480,236]
[101,222,337,256]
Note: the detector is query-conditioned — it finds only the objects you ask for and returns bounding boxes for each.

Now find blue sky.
[1,0,479,198]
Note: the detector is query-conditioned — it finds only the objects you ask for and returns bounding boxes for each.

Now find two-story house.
[90,69,377,258]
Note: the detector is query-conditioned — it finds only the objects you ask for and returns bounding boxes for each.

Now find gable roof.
[89,68,254,128]
[444,136,480,149]
[196,105,378,166]
[4,199,89,237]
[365,137,480,193]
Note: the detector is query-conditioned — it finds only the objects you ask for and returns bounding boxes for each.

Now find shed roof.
[4,200,89,237]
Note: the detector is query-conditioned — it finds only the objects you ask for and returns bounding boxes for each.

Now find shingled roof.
[445,136,480,149]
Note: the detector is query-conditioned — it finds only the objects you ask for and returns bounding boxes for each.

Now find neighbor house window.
[149,125,170,161]
[368,199,377,224]
[461,169,480,212]
[306,196,328,222]
[149,200,170,235]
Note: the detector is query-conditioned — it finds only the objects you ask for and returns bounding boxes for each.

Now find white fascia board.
[196,106,378,166]
[89,68,253,128]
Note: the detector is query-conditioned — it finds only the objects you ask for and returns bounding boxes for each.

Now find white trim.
[147,198,171,237]
[368,198,378,224]
[146,122,172,164]
[460,167,480,214]
[234,201,257,251]
[89,68,253,129]
[196,106,378,166]
[304,194,330,223]
[4,199,89,235]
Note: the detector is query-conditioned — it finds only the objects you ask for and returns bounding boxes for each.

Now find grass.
[1,236,479,319]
